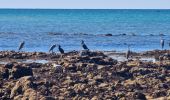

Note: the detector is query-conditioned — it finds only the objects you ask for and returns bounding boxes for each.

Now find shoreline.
[0,49,169,62]
[0,50,170,99]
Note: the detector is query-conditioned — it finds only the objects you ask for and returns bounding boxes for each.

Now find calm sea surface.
[0,9,170,52]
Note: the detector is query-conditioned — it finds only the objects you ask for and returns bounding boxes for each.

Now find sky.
[0,0,170,9]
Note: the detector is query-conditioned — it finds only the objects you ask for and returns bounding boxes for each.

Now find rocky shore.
[0,50,170,100]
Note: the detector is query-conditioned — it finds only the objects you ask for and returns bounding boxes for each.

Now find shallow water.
[109,54,156,62]
[0,59,49,64]
[0,9,170,52]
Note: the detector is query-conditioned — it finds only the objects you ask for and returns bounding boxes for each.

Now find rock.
[13,95,23,100]
[10,76,34,98]
[79,50,90,56]
[28,63,42,68]
[40,96,56,100]
[98,83,109,88]
[152,90,167,98]
[91,96,98,100]
[133,92,147,100]
[66,64,77,72]
[4,63,14,69]
[52,63,63,73]
[94,76,104,84]
[10,64,33,79]
[105,33,113,36]
[158,83,169,89]
[0,68,9,79]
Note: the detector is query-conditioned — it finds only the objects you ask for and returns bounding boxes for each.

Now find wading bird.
[18,41,25,51]
[81,40,89,50]
[49,44,56,53]
[160,38,164,50]
[58,45,64,54]
[126,45,131,60]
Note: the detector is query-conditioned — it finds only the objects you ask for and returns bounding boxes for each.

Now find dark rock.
[158,83,169,89]
[10,65,33,79]
[152,90,167,98]
[4,63,14,69]
[0,68,9,79]
[133,92,147,100]
[27,63,42,68]
[67,64,77,72]
[105,33,113,36]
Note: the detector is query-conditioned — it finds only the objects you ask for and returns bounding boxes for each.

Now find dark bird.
[160,38,164,50]
[18,41,25,51]
[58,45,64,54]
[49,44,56,53]
[81,40,89,50]
[126,45,131,60]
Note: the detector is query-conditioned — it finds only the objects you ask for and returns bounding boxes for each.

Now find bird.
[18,41,25,51]
[81,40,89,50]
[126,45,131,60]
[49,44,56,53]
[58,45,64,54]
[160,38,164,50]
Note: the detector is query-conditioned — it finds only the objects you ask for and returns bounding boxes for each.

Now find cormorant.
[126,45,130,60]
[58,45,64,54]
[81,40,89,50]
[18,41,25,51]
[49,44,56,53]
[160,38,164,50]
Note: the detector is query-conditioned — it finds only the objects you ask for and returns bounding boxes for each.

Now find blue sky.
[0,0,170,9]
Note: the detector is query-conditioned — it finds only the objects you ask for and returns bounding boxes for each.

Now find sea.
[0,9,170,52]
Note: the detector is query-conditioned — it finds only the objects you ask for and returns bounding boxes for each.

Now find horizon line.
[0,8,170,10]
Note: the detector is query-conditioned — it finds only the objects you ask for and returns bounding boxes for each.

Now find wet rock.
[28,63,42,68]
[105,33,113,36]
[4,63,14,69]
[0,68,9,79]
[133,92,147,100]
[10,65,33,79]
[79,50,90,56]
[10,53,26,59]
[40,96,56,100]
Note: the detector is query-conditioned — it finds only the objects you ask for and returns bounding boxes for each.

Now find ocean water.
[0,9,170,52]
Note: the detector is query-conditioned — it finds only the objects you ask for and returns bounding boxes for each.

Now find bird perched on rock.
[160,38,164,50]
[81,40,89,50]
[49,44,56,53]
[18,41,25,51]
[58,45,64,54]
